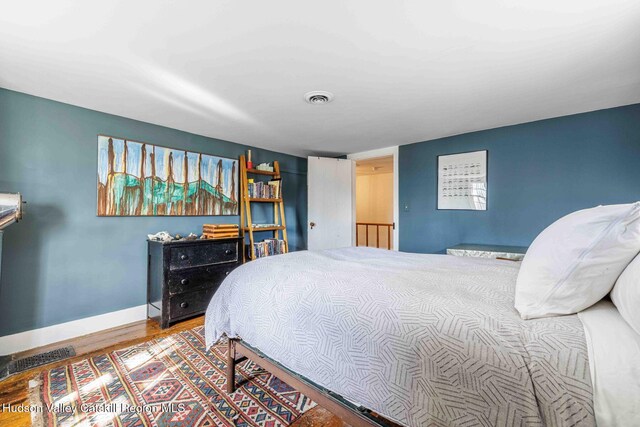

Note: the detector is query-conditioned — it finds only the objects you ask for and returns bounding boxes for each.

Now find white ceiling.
[1,1,639,157]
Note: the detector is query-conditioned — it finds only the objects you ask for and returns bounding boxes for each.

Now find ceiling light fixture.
[304,91,334,105]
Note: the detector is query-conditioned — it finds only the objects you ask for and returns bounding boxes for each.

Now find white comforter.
[205,247,594,426]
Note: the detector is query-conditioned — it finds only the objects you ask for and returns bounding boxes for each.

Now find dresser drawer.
[169,241,238,270]
[169,288,216,320]
[148,237,243,329]
[167,264,234,294]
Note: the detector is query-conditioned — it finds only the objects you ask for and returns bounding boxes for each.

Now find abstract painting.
[97,136,238,216]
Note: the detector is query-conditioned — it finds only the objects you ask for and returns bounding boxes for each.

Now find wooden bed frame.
[226,338,396,427]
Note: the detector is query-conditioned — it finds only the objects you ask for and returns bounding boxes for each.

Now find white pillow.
[611,254,640,335]
[515,203,640,320]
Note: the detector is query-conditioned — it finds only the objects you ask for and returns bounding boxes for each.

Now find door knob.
[310,221,316,229]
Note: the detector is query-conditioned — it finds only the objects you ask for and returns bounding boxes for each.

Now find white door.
[307,157,354,250]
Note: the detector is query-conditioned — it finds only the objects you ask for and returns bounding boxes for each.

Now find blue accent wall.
[399,103,640,254]
[0,88,307,336]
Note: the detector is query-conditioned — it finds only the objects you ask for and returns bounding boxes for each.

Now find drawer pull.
[180,302,189,309]
[180,254,188,261]
[225,249,233,255]
[181,279,189,285]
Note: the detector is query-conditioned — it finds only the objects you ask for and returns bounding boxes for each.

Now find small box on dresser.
[147,237,243,328]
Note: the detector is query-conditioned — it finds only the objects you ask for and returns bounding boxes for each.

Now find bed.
[205,247,635,426]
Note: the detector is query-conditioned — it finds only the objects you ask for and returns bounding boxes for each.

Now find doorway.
[348,147,399,250]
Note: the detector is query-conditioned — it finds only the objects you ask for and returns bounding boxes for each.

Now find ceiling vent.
[304,91,334,105]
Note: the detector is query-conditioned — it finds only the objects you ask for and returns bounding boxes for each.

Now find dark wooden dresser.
[147,237,243,328]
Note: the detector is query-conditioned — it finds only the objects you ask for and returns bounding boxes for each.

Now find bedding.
[206,247,594,426]
[610,253,640,335]
[578,300,640,426]
[515,202,640,320]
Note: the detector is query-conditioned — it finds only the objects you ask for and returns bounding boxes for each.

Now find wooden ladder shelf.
[239,155,289,260]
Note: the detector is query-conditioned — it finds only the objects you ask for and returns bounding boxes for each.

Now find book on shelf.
[247,178,281,199]
[251,238,286,258]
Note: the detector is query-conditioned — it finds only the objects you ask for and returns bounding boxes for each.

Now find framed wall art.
[97,135,238,216]
[437,150,487,210]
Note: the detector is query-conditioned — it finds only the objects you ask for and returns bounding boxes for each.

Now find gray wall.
[0,88,307,336]
[399,103,640,254]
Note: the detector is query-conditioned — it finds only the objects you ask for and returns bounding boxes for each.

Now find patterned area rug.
[30,326,316,426]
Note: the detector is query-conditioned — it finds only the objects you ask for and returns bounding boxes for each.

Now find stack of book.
[253,238,286,258]
[202,224,239,239]
[251,223,280,229]
[248,179,281,199]
[255,163,274,172]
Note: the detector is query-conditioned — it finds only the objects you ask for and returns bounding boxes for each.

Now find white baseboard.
[0,305,147,355]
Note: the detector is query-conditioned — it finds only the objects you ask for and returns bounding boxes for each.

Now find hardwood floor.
[0,316,346,427]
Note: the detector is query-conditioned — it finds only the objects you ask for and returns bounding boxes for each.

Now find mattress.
[205,247,595,426]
